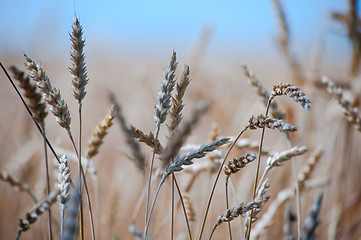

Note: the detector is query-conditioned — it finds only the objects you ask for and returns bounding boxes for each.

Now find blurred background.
[1,1,361,239]
[0,1,355,77]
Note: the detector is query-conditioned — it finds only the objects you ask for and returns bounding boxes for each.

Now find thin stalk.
[69,133,96,240]
[145,126,160,224]
[284,132,301,239]
[144,177,165,236]
[41,125,53,240]
[225,177,233,240]
[78,104,84,240]
[131,185,147,222]
[171,174,174,240]
[245,99,271,240]
[198,127,247,240]
[60,205,65,239]
[173,175,192,240]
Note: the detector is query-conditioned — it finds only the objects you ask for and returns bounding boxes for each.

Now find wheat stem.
[171,173,174,240]
[245,99,271,240]
[225,177,233,240]
[198,127,247,240]
[173,175,193,240]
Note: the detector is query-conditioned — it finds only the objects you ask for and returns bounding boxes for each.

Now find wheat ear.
[0,170,37,203]
[270,83,311,112]
[243,179,271,238]
[224,152,257,177]
[16,189,60,240]
[70,16,89,103]
[257,146,308,189]
[10,66,47,123]
[86,105,115,160]
[168,65,191,134]
[25,54,72,133]
[58,154,71,239]
[322,76,361,131]
[298,148,322,191]
[161,101,209,170]
[62,180,81,240]
[247,114,297,132]
[163,137,230,179]
[109,93,146,172]
[284,205,297,240]
[223,152,256,240]
[129,125,164,154]
[242,65,285,119]
[301,192,324,240]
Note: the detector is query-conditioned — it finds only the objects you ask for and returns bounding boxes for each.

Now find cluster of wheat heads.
[0,15,333,240]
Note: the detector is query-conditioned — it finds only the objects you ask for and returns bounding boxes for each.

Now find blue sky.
[0,1,356,63]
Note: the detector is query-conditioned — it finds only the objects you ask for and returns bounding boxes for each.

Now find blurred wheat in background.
[1,0,361,239]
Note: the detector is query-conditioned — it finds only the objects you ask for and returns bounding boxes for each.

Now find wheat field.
[1,1,361,240]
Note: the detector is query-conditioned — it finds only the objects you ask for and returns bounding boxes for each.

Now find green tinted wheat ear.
[25,55,72,133]
[70,16,89,103]
[10,66,47,124]
[270,83,311,112]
